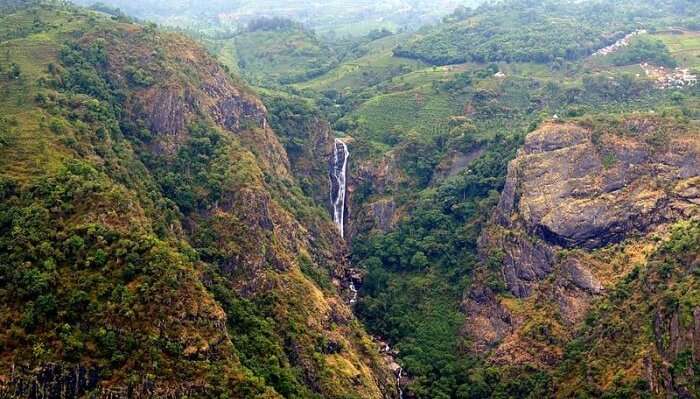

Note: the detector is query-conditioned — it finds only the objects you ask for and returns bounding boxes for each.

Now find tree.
[610,37,678,68]
[0,118,8,147]
[411,251,429,271]
[8,63,21,79]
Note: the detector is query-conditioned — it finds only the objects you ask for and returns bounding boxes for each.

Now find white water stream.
[380,343,404,399]
[330,138,349,238]
[329,140,403,397]
[349,280,358,305]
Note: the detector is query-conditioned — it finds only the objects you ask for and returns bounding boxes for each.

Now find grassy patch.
[297,33,427,92]
[232,27,338,85]
[344,86,462,144]
[656,31,700,69]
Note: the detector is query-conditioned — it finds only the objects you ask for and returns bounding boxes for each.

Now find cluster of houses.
[640,63,698,89]
[593,30,648,57]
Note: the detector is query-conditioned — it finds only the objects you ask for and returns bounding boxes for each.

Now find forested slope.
[0,2,396,397]
[395,0,700,65]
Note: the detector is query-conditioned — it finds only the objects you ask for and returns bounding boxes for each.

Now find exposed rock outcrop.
[461,284,514,353]
[553,257,604,325]
[495,121,699,251]
[367,198,398,233]
[489,120,699,298]
[480,228,556,298]
[347,152,405,240]
[432,147,485,183]
[466,118,700,367]
[89,27,291,179]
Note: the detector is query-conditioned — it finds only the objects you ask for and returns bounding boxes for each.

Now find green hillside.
[71,0,488,36]
[296,33,427,92]
[229,20,339,85]
[0,2,396,397]
[395,0,700,65]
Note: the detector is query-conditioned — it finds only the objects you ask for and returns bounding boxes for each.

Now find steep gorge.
[2,1,700,398]
[338,112,699,397]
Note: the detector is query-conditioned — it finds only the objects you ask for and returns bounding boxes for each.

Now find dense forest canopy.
[395,0,700,65]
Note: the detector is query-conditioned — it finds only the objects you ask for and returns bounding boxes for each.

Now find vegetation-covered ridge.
[0,2,396,398]
[556,220,700,397]
[70,0,487,37]
[395,0,700,65]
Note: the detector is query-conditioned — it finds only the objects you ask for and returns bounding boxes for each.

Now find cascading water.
[348,281,358,304]
[381,342,404,399]
[330,139,403,396]
[330,138,349,238]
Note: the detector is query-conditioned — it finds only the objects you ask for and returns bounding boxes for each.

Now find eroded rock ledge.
[495,121,698,252]
[465,118,700,365]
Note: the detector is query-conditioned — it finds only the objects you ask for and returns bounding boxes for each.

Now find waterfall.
[397,367,403,399]
[330,138,349,238]
[349,280,358,305]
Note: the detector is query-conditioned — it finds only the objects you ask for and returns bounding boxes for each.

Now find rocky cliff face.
[431,147,485,183]
[346,149,405,240]
[494,121,698,251]
[87,26,291,179]
[468,119,700,371]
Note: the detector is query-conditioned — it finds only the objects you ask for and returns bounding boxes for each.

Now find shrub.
[124,66,154,87]
[49,117,67,134]
[8,63,21,79]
